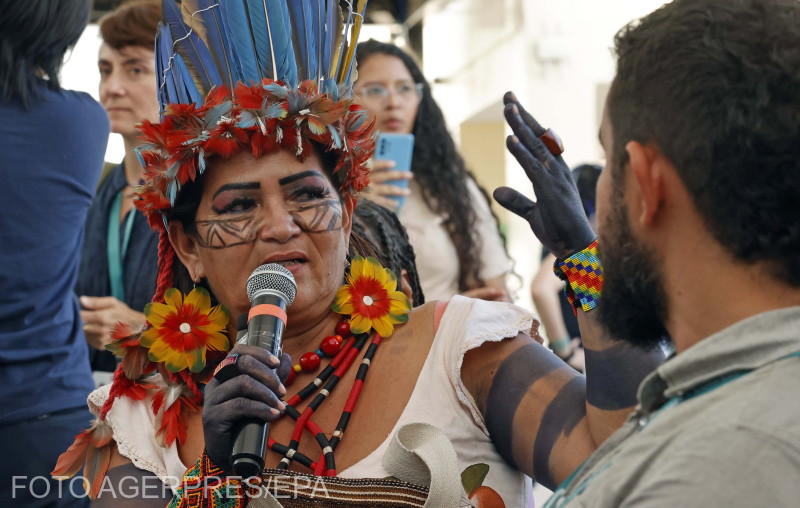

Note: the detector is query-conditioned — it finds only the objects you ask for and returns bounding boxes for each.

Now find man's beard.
[597,190,670,350]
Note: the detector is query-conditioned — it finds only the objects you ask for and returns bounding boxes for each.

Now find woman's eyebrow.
[279,170,324,186]
[211,182,260,199]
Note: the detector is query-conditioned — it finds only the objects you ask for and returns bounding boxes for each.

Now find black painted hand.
[494,91,596,260]
[202,345,292,472]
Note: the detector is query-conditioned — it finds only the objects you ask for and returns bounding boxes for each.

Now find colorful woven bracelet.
[553,239,603,313]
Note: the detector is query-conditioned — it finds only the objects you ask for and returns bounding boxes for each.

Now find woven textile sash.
[249,422,464,507]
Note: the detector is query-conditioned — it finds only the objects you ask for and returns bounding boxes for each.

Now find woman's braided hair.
[350,200,424,307]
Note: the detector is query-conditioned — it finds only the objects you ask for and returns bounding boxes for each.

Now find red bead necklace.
[269,318,382,476]
[285,320,353,386]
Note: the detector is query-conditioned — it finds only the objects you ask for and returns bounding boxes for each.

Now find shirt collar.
[637,306,800,412]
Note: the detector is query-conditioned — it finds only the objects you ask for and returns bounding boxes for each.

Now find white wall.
[61,24,125,163]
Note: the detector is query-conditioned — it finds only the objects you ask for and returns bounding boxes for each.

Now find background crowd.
[1,0,798,507]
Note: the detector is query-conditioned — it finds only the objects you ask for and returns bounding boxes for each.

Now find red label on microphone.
[248,304,287,324]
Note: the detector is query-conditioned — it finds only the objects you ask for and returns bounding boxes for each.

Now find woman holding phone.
[355,40,512,302]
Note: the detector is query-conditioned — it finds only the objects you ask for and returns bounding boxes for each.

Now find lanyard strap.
[107,190,136,302]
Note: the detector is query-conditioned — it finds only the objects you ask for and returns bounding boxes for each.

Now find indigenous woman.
[355,40,512,302]
[53,2,664,506]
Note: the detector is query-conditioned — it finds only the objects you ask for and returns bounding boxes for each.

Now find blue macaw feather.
[162,0,221,96]
[155,24,180,107]
[264,101,286,119]
[172,54,196,104]
[166,161,180,181]
[327,124,342,149]
[342,0,369,83]
[168,180,178,206]
[323,0,344,80]
[134,148,147,169]
[203,102,231,128]
[316,0,325,82]
[198,153,207,174]
[276,0,299,86]
[263,82,289,98]
[191,0,241,88]
[242,0,269,79]
[246,0,298,85]
[156,0,365,117]
[347,108,368,130]
[220,0,261,84]
[287,0,319,83]
[322,77,339,101]
[236,111,258,129]
[337,6,354,82]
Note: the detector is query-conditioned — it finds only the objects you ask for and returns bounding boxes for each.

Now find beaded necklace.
[53,256,410,493]
[266,256,410,476]
[268,325,380,475]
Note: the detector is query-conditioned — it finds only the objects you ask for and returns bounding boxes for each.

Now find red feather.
[121,346,151,380]
[51,430,91,479]
[84,442,111,499]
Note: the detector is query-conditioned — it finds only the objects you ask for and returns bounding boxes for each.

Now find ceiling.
[91,0,427,24]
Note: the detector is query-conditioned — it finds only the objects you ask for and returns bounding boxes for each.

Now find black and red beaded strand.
[276,331,370,475]
[265,319,383,476]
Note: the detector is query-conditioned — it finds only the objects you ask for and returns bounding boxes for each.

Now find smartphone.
[375,133,414,208]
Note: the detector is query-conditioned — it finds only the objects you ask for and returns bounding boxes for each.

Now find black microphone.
[230,263,296,478]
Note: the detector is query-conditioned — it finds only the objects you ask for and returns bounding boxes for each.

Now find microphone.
[231,263,297,478]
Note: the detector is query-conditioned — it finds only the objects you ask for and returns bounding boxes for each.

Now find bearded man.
[495,0,800,505]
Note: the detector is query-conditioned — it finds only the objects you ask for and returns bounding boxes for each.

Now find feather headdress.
[52,1,374,497]
[136,0,374,232]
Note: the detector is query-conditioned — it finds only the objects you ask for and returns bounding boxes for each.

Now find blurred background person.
[531,163,601,371]
[75,0,161,378]
[0,0,108,505]
[355,40,513,302]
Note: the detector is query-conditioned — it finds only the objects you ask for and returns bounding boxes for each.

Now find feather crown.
[135,0,374,230]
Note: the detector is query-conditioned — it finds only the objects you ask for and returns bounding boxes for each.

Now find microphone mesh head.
[246,264,297,305]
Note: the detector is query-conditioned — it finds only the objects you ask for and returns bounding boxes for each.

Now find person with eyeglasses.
[355,40,513,303]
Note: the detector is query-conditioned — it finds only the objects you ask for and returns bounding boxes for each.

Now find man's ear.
[626,140,665,227]
[168,222,205,282]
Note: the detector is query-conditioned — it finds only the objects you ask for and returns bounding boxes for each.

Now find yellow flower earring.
[332,256,411,338]
[140,287,230,373]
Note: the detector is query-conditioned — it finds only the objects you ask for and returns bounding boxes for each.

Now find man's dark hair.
[608,0,800,285]
[0,0,91,106]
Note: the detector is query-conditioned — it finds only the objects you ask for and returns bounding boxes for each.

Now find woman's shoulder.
[434,296,533,332]
[402,297,534,366]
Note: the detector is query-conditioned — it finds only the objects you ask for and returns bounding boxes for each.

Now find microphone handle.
[231,293,286,478]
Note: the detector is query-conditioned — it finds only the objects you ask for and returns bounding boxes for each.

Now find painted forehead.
[203,150,335,190]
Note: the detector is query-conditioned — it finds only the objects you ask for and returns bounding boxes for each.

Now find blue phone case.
[376,133,414,208]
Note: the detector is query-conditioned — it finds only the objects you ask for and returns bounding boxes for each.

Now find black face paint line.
[485,343,566,468]
[290,199,343,233]
[584,343,664,410]
[532,376,587,490]
[195,215,259,249]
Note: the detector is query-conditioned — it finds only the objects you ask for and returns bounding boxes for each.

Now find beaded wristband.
[553,239,603,313]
